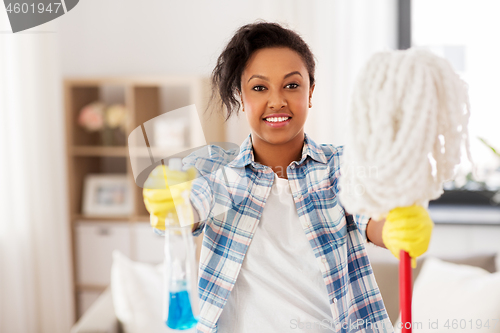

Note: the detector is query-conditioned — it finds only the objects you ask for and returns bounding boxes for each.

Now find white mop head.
[338,48,473,218]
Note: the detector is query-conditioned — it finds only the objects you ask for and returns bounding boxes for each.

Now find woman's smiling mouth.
[263,114,292,127]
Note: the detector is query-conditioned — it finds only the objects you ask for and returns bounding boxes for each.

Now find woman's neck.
[251,132,304,179]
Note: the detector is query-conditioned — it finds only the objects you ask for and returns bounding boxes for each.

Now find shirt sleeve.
[180,144,238,237]
[189,175,214,237]
[182,148,217,237]
[349,213,371,244]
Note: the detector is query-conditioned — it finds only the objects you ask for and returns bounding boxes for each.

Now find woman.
[144,21,432,333]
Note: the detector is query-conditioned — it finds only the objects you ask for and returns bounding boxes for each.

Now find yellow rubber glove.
[142,164,197,230]
[382,205,434,269]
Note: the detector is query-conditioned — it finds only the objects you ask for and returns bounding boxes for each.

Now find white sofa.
[71,287,119,333]
[71,252,498,333]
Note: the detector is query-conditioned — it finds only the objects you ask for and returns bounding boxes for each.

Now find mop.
[338,48,473,332]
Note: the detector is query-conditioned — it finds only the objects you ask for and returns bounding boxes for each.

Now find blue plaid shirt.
[178,132,393,333]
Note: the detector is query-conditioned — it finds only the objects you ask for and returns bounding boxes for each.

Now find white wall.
[56,0,397,146]
[57,0,303,145]
[58,0,260,77]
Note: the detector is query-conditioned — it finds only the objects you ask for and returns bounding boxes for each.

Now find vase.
[100,127,126,146]
[100,127,114,146]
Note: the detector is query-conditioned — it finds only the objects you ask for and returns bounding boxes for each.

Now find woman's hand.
[382,205,434,268]
[142,164,197,230]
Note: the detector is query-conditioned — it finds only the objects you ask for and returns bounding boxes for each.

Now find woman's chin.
[256,129,301,146]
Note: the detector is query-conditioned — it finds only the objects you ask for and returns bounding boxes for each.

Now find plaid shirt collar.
[226,132,328,169]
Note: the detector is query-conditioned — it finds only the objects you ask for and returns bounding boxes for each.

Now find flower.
[78,102,105,132]
[105,104,127,130]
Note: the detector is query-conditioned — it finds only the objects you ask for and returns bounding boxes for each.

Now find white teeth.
[265,117,290,123]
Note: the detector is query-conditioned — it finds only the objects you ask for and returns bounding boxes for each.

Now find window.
[412,0,500,191]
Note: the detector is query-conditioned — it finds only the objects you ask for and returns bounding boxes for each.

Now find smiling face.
[239,47,315,147]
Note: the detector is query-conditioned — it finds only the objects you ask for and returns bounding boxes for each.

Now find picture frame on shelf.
[82,174,133,216]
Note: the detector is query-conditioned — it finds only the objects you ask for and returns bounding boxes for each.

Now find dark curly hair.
[207,20,317,122]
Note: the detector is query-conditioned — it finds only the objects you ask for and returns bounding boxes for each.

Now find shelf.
[64,76,221,321]
[76,284,108,292]
[73,214,131,222]
[73,215,153,223]
[128,146,194,158]
[72,146,198,158]
[428,205,500,225]
[65,75,205,86]
[134,215,151,222]
[73,146,128,157]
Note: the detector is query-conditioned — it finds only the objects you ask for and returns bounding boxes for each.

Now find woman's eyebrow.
[247,71,302,83]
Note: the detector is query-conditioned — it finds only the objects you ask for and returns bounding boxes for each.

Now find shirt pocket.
[326,210,348,248]
[309,181,338,209]
[315,194,346,239]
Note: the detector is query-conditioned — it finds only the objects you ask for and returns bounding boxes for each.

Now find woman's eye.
[252,85,266,92]
[252,83,298,91]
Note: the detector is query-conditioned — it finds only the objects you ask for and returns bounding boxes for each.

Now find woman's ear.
[236,89,244,111]
[309,84,315,108]
[309,83,315,100]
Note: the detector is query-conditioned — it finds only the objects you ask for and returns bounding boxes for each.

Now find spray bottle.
[162,158,200,330]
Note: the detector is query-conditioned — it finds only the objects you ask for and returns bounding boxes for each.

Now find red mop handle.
[400,250,412,332]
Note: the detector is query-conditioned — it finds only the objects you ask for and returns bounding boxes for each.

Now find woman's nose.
[268,91,287,110]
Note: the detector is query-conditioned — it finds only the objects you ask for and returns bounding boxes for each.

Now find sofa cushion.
[110,250,196,333]
[70,287,120,333]
[371,252,497,325]
[393,256,500,332]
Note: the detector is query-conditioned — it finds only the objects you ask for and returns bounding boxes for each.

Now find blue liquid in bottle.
[161,167,200,331]
[165,248,199,330]
[166,286,198,330]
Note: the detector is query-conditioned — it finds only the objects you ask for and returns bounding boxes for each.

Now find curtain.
[0,14,74,333]
[308,0,397,145]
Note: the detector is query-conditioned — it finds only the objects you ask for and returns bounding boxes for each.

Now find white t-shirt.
[217,173,336,332]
